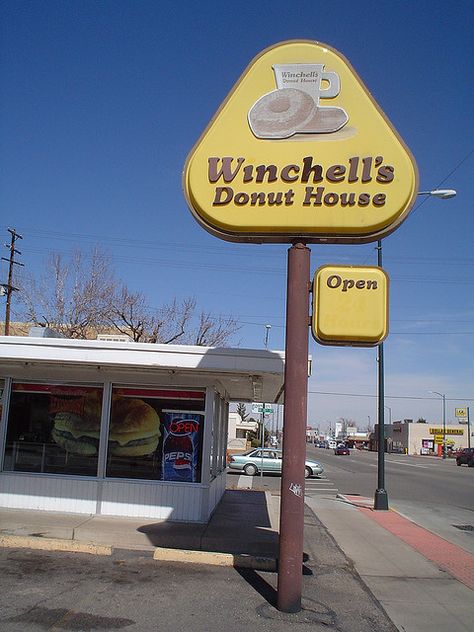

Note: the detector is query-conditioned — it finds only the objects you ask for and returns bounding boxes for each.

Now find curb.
[153,546,277,570]
[336,494,375,509]
[0,534,277,571]
[0,534,112,556]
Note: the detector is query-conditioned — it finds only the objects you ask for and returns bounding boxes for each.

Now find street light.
[429,391,446,459]
[418,189,457,199]
[374,187,456,510]
[264,324,272,349]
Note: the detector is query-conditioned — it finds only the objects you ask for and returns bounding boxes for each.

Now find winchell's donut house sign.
[184,40,418,244]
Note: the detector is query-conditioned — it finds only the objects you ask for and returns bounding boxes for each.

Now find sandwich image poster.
[5,383,206,482]
[49,388,103,456]
[108,395,161,457]
[161,410,204,483]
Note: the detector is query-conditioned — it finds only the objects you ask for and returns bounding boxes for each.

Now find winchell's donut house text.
[208,156,395,208]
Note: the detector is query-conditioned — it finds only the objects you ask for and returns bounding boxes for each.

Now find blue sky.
[1,1,473,431]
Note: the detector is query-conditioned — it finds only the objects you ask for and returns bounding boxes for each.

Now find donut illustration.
[248,88,317,139]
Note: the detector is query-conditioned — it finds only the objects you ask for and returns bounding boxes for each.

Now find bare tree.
[106,285,147,342]
[151,298,196,344]
[18,248,115,338]
[17,247,240,346]
[236,402,248,422]
[193,310,240,347]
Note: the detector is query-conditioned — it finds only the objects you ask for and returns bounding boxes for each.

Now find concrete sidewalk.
[306,494,474,632]
[1,489,474,631]
[0,489,280,566]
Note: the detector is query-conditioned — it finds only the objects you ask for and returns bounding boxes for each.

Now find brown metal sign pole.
[277,242,310,613]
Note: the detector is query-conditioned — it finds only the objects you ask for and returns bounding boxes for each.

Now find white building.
[0,334,284,523]
[377,421,471,456]
[227,412,258,452]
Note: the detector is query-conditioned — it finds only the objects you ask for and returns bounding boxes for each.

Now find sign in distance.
[252,405,274,414]
[184,40,418,244]
[312,265,388,346]
[429,428,464,435]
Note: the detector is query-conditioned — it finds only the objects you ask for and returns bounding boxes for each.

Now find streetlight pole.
[261,324,272,476]
[430,391,446,458]
[373,187,457,509]
[374,239,388,510]
[417,189,456,460]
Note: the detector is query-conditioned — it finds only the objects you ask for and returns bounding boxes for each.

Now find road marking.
[386,460,429,469]
[237,475,254,488]
[305,488,339,492]
[307,479,334,483]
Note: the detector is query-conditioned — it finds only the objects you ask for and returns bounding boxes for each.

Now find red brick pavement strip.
[358,504,474,592]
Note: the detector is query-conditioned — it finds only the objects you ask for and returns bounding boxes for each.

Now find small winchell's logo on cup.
[248,63,348,140]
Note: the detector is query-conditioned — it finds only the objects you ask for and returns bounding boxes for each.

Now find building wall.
[383,422,470,455]
[227,412,257,452]
[0,374,227,522]
[408,423,469,455]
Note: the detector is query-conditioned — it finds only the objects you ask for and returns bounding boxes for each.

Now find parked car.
[456,448,474,467]
[334,444,350,455]
[228,448,324,478]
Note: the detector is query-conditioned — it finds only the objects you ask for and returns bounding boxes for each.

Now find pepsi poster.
[161,410,204,483]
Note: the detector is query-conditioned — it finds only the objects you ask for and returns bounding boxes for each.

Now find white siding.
[0,473,227,521]
[100,480,206,521]
[0,473,98,513]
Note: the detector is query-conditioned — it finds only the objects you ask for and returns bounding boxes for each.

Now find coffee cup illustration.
[248,63,348,139]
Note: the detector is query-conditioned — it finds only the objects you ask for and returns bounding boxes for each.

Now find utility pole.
[2,228,24,335]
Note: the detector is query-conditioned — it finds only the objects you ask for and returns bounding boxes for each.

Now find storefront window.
[106,387,205,482]
[3,383,103,476]
[0,379,5,421]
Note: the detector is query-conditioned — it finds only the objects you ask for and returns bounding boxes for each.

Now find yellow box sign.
[429,428,464,435]
[455,408,467,417]
[184,40,418,244]
[312,265,388,346]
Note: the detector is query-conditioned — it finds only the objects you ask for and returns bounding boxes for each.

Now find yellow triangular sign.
[184,40,418,243]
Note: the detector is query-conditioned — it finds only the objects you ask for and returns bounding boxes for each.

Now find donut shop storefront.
[0,335,284,522]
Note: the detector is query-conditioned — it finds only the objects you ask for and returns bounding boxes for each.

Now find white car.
[228,448,324,478]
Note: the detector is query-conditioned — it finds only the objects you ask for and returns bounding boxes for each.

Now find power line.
[308,390,473,402]
[3,225,474,266]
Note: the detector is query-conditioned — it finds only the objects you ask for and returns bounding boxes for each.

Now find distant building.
[345,432,370,449]
[227,412,258,453]
[374,421,471,456]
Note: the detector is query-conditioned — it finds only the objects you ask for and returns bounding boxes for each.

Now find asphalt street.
[0,513,398,632]
[229,446,474,553]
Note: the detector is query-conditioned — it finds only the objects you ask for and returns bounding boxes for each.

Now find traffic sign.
[252,404,274,414]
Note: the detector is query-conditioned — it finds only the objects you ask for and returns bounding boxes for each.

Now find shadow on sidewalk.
[136,490,279,557]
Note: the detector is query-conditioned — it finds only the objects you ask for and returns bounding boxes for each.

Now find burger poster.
[8,383,205,482]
